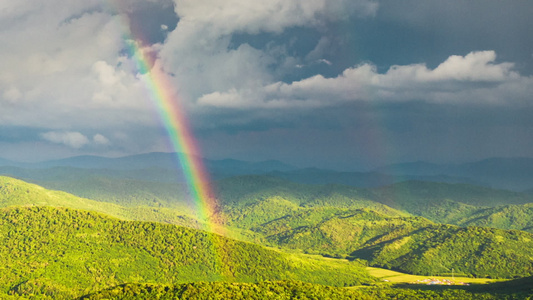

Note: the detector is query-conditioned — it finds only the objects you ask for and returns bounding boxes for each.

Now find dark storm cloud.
[125,0,178,45]
[197,100,533,169]
[374,0,533,73]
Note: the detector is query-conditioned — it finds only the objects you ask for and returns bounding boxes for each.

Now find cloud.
[2,87,22,103]
[157,0,378,105]
[382,51,517,84]
[1,0,531,164]
[197,51,530,111]
[173,0,377,36]
[41,131,90,149]
[40,131,111,148]
[93,134,110,145]
[0,0,379,135]
[0,6,155,130]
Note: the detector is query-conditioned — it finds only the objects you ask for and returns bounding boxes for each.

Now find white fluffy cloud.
[198,51,531,109]
[0,1,153,131]
[173,0,377,35]
[381,51,517,85]
[158,0,378,105]
[41,131,90,149]
[93,134,110,145]
[40,131,110,148]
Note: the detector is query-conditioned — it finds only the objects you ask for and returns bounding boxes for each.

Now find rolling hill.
[0,175,203,228]
[258,209,533,278]
[370,180,533,208]
[366,180,533,228]
[2,175,533,294]
[215,176,533,234]
[0,206,374,299]
[7,170,533,235]
[352,224,533,278]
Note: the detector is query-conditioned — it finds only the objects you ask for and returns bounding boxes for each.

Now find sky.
[1,0,532,170]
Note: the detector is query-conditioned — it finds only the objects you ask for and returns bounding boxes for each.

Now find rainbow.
[133,48,223,235]
[106,3,223,236]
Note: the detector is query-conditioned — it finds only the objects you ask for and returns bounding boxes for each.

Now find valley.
[0,154,533,298]
[4,1,532,298]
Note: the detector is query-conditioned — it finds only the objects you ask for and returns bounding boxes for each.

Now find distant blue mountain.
[30,152,183,170]
[378,157,533,191]
[205,158,295,176]
[1,154,532,191]
[0,152,296,176]
[376,161,453,176]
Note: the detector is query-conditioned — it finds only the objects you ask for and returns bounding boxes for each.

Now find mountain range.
[2,175,533,280]
[1,152,533,298]
[2,153,532,191]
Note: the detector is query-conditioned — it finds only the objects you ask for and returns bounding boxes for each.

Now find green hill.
[216,176,407,221]
[79,281,379,300]
[354,224,533,278]
[367,181,533,233]
[0,176,201,228]
[3,175,533,287]
[0,167,192,208]
[217,177,533,234]
[264,209,431,257]
[455,203,533,233]
[254,209,533,278]
[35,175,192,209]
[0,206,374,299]
[8,172,533,234]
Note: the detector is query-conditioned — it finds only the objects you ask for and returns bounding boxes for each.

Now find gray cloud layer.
[0,0,532,167]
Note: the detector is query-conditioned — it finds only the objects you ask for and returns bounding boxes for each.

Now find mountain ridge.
[2,153,533,191]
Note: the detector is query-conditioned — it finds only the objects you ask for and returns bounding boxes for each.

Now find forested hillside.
[216,177,533,234]
[256,209,533,278]
[353,225,533,278]
[6,170,533,233]
[2,175,533,298]
[454,203,533,233]
[0,176,201,228]
[0,206,373,299]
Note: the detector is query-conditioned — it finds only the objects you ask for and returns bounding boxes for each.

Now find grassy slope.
[365,267,496,284]
[0,206,374,299]
[0,176,201,228]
